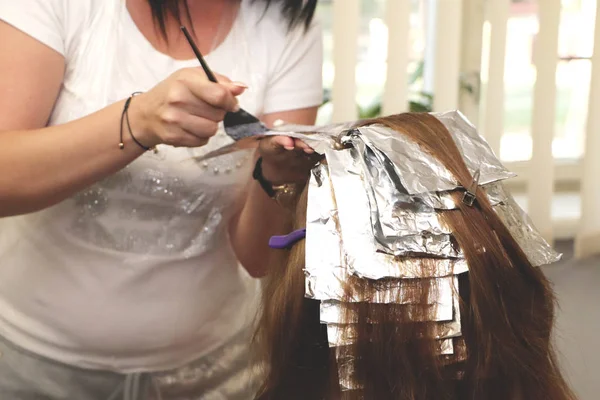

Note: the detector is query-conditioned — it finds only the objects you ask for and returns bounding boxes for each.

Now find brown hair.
[253,113,575,400]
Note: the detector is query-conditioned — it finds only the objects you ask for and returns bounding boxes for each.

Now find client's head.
[253,112,575,400]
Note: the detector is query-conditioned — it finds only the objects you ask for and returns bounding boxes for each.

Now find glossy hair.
[148,0,317,39]
[254,113,576,399]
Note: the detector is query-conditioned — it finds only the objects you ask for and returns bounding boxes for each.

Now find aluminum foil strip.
[421,179,508,210]
[343,133,460,257]
[343,132,510,258]
[337,359,359,392]
[354,111,515,195]
[376,182,507,250]
[271,121,356,135]
[319,277,462,328]
[266,124,351,155]
[345,133,420,250]
[320,297,453,324]
[272,128,508,212]
[494,193,562,266]
[326,319,462,347]
[306,159,553,291]
[441,337,456,355]
[304,250,468,301]
[305,160,468,297]
[322,256,466,283]
[307,272,457,304]
[191,111,512,193]
[336,339,455,392]
[186,135,263,163]
[307,266,457,305]
[434,110,509,182]
[303,163,350,302]
[350,122,463,194]
[439,337,468,368]
[336,341,468,392]
[386,206,452,237]
[304,160,462,299]
[390,180,508,217]
[322,146,379,268]
[304,163,346,291]
[187,121,351,163]
[302,117,557,295]
[324,147,463,277]
[306,164,556,306]
[381,233,462,259]
[268,111,513,197]
[331,134,519,261]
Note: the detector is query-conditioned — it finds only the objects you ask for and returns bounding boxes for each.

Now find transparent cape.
[189,110,561,393]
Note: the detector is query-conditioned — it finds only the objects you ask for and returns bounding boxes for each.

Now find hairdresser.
[0,0,321,398]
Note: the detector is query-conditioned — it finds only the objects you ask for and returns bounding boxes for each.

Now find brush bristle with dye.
[223,110,269,140]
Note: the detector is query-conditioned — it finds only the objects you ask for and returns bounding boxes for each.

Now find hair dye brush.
[181,26,268,141]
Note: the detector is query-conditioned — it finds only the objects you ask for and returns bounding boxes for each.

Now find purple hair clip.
[268,228,306,250]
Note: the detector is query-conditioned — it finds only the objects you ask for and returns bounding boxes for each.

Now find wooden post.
[458,0,485,126]
[527,0,561,244]
[331,0,360,122]
[575,1,600,259]
[480,0,510,156]
[382,0,411,115]
[433,0,464,111]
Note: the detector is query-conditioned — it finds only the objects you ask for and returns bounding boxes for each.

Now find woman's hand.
[130,68,247,148]
[258,136,323,184]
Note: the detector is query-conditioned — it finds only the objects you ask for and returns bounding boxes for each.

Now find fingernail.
[232,102,240,112]
[284,146,294,151]
[304,148,314,154]
[232,82,249,89]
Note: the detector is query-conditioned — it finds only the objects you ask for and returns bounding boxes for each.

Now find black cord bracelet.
[119,92,156,152]
[252,157,276,197]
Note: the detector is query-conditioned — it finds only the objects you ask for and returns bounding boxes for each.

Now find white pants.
[0,330,260,400]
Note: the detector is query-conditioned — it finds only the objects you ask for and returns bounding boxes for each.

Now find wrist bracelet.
[119,92,157,153]
[252,157,277,197]
[252,157,300,208]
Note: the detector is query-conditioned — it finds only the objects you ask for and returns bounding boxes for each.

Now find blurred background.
[314,0,598,253]
[313,1,599,398]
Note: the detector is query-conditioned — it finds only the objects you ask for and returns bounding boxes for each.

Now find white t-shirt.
[0,0,323,373]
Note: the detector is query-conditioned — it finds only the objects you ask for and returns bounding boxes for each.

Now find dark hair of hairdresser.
[253,113,576,400]
[148,0,317,39]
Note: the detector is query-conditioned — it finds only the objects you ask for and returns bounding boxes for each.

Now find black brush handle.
[180,26,218,83]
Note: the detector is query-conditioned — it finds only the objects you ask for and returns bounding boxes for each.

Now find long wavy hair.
[253,113,576,400]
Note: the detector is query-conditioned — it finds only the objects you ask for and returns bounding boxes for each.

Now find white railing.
[431,0,463,112]
[481,0,509,158]
[576,1,600,258]
[528,0,561,243]
[331,0,360,122]
[381,0,410,115]
[327,0,600,259]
